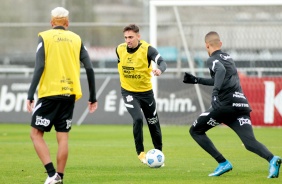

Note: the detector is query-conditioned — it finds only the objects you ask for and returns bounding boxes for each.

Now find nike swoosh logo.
[149,102,153,106]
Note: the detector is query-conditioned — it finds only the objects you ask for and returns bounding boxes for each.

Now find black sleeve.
[207,59,226,95]
[80,43,97,103]
[147,46,167,73]
[27,36,45,101]
[197,77,214,86]
[115,47,120,63]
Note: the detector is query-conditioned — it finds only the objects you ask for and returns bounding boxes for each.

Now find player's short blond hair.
[51,7,69,26]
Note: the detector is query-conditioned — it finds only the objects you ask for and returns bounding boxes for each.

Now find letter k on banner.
[240,77,282,126]
[264,81,282,124]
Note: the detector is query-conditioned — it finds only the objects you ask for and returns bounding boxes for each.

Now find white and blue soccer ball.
[146,149,165,168]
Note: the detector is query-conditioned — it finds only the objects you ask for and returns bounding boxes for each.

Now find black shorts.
[191,106,251,133]
[30,97,75,132]
[121,88,157,120]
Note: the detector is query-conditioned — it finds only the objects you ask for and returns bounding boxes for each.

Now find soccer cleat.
[267,156,281,178]
[44,173,62,184]
[208,160,233,177]
[138,152,146,164]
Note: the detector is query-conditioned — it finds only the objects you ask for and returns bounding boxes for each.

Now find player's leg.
[30,98,59,182]
[189,109,225,163]
[121,90,145,158]
[227,113,273,160]
[227,113,281,178]
[53,99,75,181]
[30,127,52,167]
[141,93,162,151]
[56,132,68,179]
[189,109,232,176]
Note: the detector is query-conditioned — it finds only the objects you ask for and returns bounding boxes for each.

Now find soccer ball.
[146,149,165,168]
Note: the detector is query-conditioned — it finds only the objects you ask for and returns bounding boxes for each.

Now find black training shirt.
[199,50,251,112]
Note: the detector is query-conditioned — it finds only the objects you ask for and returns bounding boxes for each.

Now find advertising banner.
[0,76,281,126]
[240,76,282,126]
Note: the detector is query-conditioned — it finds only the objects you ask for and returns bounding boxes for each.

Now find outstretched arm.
[183,72,214,86]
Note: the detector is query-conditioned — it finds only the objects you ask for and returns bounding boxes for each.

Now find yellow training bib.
[38,29,82,101]
[117,40,152,92]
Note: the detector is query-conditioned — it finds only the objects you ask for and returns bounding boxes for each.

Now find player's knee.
[189,126,196,136]
[133,117,143,125]
[189,125,203,137]
[243,144,253,151]
[30,132,34,141]
[241,141,256,152]
[30,127,43,141]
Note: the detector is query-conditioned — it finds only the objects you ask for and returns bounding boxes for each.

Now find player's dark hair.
[123,24,139,33]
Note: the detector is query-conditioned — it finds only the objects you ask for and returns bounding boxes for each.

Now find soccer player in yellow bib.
[26,7,98,184]
[116,24,167,165]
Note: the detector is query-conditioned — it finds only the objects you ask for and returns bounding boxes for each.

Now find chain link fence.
[0,1,282,77]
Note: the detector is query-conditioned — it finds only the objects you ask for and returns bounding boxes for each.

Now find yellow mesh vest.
[38,29,82,101]
[117,40,152,92]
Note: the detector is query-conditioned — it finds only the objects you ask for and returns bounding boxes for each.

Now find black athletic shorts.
[191,106,251,133]
[30,97,75,132]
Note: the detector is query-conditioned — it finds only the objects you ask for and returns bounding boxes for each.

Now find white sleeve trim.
[124,103,134,108]
[154,53,160,63]
[36,42,42,53]
[212,59,219,72]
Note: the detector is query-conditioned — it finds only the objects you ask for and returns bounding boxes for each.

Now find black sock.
[215,155,226,163]
[267,155,275,162]
[44,162,56,177]
[58,172,64,180]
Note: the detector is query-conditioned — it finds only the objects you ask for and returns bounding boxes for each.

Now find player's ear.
[219,41,222,47]
[65,20,69,27]
[50,20,54,27]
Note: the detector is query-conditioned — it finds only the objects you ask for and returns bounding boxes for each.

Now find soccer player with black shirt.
[26,7,98,184]
[116,24,167,164]
[183,31,281,178]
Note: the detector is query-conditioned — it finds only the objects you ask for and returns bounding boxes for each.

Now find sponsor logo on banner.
[240,77,282,126]
[1,77,281,126]
[0,83,37,112]
[263,81,282,124]
[104,90,197,116]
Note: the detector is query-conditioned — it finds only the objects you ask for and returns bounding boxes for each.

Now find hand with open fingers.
[183,72,198,84]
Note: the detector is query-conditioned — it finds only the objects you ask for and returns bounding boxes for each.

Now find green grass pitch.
[0,123,281,183]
